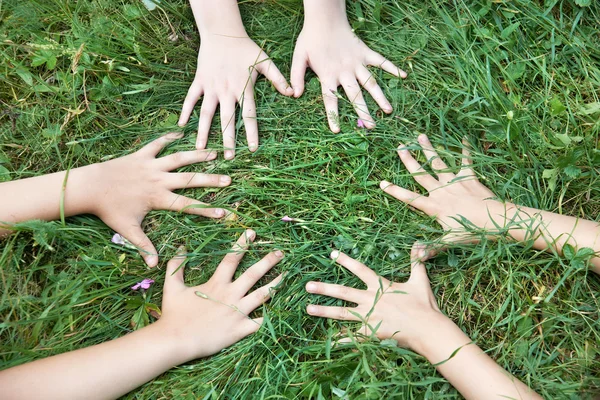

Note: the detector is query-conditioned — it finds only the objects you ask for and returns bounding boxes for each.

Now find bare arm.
[0,231,284,400]
[305,246,541,400]
[381,134,600,274]
[0,133,230,267]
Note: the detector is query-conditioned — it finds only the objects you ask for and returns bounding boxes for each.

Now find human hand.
[178,36,293,159]
[380,134,502,252]
[85,132,231,267]
[291,10,406,132]
[157,230,284,361]
[305,245,448,351]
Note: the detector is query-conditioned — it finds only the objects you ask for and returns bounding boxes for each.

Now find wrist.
[409,313,472,364]
[302,0,348,28]
[63,164,101,217]
[189,0,248,38]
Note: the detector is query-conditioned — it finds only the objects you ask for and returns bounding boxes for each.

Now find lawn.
[1,0,599,398]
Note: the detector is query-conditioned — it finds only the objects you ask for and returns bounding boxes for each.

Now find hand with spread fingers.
[0,132,231,268]
[0,232,285,400]
[159,229,285,359]
[305,245,541,400]
[179,0,293,159]
[380,133,600,273]
[306,248,441,348]
[291,0,407,132]
[379,133,498,247]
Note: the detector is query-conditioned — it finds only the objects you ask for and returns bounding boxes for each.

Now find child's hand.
[178,36,293,159]
[380,134,500,253]
[84,132,231,267]
[157,230,284,360]
[291,13,406,132]
[305,246,446,351]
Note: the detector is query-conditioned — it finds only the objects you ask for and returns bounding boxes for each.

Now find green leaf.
[563,244,576,259]
[501,22,520,39]
[563,165,581,179]
[0,165,10,182]
[542,168,557,191]
[579,102,600,115]
[550,96,566,116]
[575,0,591,6]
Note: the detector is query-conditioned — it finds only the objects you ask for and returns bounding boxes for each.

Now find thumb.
[290,48,307,98]
[116,222,159,268]
[165,246,187,290]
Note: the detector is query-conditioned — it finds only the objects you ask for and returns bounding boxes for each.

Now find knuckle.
[338,308,349,319]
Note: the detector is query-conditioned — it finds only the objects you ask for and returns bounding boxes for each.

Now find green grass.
[1,0,599,398]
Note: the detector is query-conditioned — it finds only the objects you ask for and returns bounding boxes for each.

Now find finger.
[457,137,476,178]
[306,304,361,322]
[166,172,231,190]
[118,222,158,268]
[396,143,439,191]
[408,243,430,285]
[417,134,453,184]
[330,250,381,288]
[158,150,217,171]
[239,273,284,314]
[138,132,184,158]
[255,57,293,97]
[178,81,203,127]
[379,180,429,212]
[340,77,375,129]
[234,250,284,293]
[158,193,226,219]
[239,85,259,152]
[356,66,392,114]
[305,281,366,303]
[290,49,307,98]
[197,96,218,150]
[365,50,407,79]
[213,229,256,282]
[165,246,187,290]
[239,317,263,337]
[220,99,237,160]
[321,80,340,133]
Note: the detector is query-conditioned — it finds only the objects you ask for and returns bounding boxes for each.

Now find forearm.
[0,164,98,235]
[0,323,186,400]
[302,0,348,26]
[489,201,600,273]
[416,316,541,400]
[189,0,247,37]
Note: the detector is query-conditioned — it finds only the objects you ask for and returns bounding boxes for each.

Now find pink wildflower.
[131,278,155,291]
[357,119,366,129]
[281,216,294,222]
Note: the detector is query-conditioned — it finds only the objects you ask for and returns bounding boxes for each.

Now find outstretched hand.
[380,134,500,251]
[88,132,231,267]
[158,230,284,360]
[291,17,406,132]
[179,36,293,159]
[306,246,443,350]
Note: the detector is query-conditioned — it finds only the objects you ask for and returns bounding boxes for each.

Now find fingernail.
[330,250,340,259]
[215,208,225,218]
[307,305,318,314]
[224,150,234,160]
[206,151,217,160]
[220,176,231,185]
[177,245,186,255]
[146,255,158,268]
[384,105,392,113]
[275,250,284,258]
[397,144,408,153]
[246,229,256,239]
[248,142,257,152]
[177,121,185,127]
[197,141,205,149]
[306,282,317,292]
[380,180,391,189]
[418,134,428,142]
